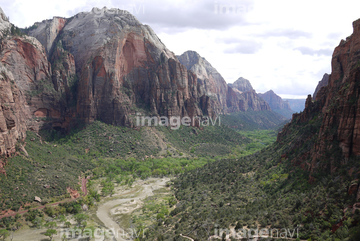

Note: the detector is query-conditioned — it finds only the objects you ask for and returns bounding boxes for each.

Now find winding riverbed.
[96,178,170,241]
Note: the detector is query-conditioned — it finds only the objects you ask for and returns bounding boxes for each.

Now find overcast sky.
[2,0,360,98]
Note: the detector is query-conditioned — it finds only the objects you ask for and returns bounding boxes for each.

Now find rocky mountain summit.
[0,7,280,156]
[227,77,270,112]
[228,77,254,92]
[258,90,293,119]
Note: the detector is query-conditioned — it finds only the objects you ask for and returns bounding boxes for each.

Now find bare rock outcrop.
[0,7,11,37]
[228,77,254,92]
[0,64,27,156]
[27,7,213,127]
[314,18,360,159]
[177,51,228,114]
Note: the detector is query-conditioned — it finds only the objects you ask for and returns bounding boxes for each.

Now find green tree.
[45,221,57,229]
[0,229,9,241]
[58,215,67,223]
[74,213,88,226]
[101,182,115,197]
[61,233,68,241]
[64,221,71,228]
[32,216,43,229]
[44,229,57,241]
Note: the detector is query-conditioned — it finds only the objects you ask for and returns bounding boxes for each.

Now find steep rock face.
[259,90,293,118]
[0,64,27,156]
[313,73,329,100]
[0,9,62,155]
[177,52,271,113]
[177,51,228,114]
[315,19,360,159]
[28,7,212,127]
[0,35,62,129]
[28,17,67,55]
[0,7,11,37]
[278,18,360,177]
[228,77,270,111]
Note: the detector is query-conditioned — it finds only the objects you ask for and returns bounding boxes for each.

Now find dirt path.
[180,233,195,241]
[96,177,170,241]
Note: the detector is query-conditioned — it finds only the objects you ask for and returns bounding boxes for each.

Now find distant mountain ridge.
[177,51,271,113]
[284,99,306,113]
[258,90,293,119]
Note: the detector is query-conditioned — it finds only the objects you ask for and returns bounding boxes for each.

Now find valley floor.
[9,177,171,241]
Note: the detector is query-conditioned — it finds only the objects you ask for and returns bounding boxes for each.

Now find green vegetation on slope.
[272,108,294,119]
[221,110,287,131]
[159,124,250,157]
[141,113,360,241]
[0,120,252,213]
[0,117,282,240]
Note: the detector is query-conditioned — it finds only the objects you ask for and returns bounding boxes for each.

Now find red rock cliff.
[278,18,360,175]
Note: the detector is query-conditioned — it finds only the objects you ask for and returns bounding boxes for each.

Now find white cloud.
[1,0,360,98]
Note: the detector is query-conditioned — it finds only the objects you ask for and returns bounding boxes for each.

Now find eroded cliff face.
[0,7,219,156]
[278,18,360,176]
[0,6,65,155]
[0,64,27,156]
[27,7,214,126]
[315,18,360,160]
[177,51,228,114]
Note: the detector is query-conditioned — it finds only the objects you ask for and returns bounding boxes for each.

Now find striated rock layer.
[0,6,64,155]
[28,7,217,127]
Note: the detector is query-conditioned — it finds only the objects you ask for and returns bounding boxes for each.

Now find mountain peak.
[177,50,219,81]
[229,77,254,92]
[258,89,293,118]
[177,51,202,71]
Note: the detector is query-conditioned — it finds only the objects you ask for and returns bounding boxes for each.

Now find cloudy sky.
[2,0,360,98]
